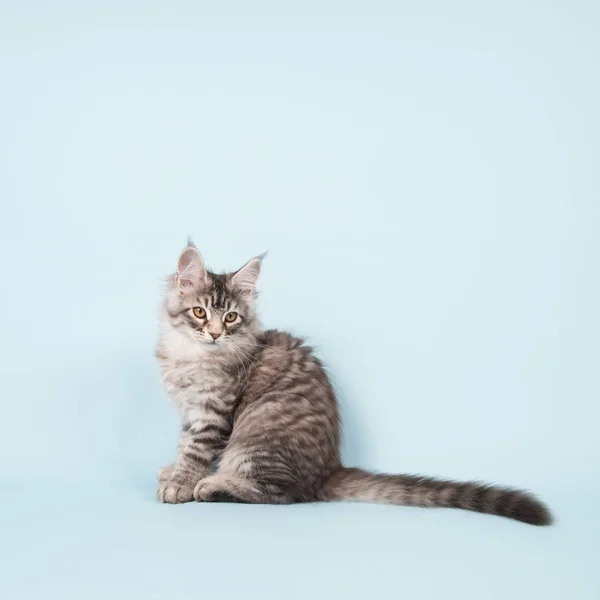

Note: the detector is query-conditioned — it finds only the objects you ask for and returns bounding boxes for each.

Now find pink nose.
[210,332,220,340]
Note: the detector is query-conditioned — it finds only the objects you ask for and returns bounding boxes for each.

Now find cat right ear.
[177,243,207,289]
[231,253,265,297]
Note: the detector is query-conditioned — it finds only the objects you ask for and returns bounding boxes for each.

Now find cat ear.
[177,242,207,289]
[231,252,266,296]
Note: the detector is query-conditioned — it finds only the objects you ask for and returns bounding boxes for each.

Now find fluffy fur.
[155,242,552,526]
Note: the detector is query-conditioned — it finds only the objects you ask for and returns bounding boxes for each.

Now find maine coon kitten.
[155,242,552,526]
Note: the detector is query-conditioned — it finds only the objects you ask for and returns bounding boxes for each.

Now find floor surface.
[2,480,597,600]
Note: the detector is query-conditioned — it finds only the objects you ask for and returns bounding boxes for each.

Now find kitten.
[155,241,552,525]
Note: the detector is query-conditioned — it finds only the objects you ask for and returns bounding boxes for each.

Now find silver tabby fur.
[155,241,552,525]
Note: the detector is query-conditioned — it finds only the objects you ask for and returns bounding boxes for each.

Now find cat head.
[162,240,264,352]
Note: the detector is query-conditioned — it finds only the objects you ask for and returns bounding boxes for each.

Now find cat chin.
[197,340,221,351]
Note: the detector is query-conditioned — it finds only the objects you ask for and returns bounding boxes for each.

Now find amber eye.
[224,311,238,323]
[192,307,206,319]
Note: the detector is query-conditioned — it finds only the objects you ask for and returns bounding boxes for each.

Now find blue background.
[1,2,598,598]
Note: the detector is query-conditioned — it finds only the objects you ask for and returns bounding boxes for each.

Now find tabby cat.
[155,241,552,526]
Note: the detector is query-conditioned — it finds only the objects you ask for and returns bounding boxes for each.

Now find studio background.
[0,2,598,599]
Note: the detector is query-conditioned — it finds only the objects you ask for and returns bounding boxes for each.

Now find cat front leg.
[157,464,175,482]
[156,425,190,488]
[158,418,230,504]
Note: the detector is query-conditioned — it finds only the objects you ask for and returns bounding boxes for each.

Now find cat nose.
[209,332,220,340]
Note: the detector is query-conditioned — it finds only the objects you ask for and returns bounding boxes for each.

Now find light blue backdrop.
[0,2,598,599]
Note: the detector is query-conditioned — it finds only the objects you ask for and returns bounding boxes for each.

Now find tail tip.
[513,495,553,526]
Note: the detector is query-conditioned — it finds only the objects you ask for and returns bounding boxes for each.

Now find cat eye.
[224,311,238,323]
[192,307,206,319]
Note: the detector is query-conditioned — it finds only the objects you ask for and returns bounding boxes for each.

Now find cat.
[155,241,552,526]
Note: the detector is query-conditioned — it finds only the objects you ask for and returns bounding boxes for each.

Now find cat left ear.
[231,253,266,296]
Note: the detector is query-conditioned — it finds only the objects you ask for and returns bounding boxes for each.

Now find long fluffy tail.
[318,467,552,526]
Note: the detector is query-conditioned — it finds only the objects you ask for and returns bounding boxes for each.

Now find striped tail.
[319,467,552,526]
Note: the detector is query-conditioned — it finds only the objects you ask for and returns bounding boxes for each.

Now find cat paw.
[193,476,221,501]
[157,482,194,504]
[158,464,175,482]
[193,474,248,502]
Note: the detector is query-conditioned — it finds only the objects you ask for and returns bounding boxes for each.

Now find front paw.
[157,482,194,504]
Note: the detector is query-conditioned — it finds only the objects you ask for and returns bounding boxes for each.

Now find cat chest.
[159,359,226,413]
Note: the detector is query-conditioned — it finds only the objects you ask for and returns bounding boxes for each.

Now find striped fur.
[155,243,552,526]
[319,468,552,525]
